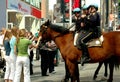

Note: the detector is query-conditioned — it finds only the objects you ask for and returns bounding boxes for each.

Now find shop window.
[8,23,13,29]
[30,0,34,5]
[26,0,30,2]
[8,12,23,27]
[25,0,30,3]
[30,0,40,9]
[36,0,40,8]
[22,0,41,9]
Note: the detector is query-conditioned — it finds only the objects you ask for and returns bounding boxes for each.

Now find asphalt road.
[31,60,120,82]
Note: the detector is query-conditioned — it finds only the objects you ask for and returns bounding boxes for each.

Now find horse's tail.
[109,56,120,70]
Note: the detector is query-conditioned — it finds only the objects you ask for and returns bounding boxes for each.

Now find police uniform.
[77,4,101,66]
[72,8,82,46]
[78,11,101,44]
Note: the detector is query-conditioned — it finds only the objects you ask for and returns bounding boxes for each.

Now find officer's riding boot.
[80,43,91,66]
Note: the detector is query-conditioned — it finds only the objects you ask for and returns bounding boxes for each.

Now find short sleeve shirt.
[10,36,16,54]
[17,37,32,56]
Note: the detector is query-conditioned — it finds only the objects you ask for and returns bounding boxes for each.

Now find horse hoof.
[101,76,107,80]
[61,79,69,82]
[107,79,113,82]
[93,76,97,80]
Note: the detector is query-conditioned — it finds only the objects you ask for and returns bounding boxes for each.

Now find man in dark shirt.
[39,40,50,76]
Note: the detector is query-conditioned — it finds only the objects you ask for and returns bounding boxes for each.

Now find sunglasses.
[73,11,80,14]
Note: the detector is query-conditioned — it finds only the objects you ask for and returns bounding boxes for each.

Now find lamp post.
[60,0,65,27]
[113,0,118,31]
[69,0,72,26]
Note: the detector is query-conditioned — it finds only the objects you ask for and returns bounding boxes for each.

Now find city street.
[0,0,120,82]
[0,60,120,82]
[30,60,120,82]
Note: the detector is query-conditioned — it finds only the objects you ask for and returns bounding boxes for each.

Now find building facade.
[100,0,119,31]
[0,0,49,34]
[7,0,41,34]
[53,0,81,23]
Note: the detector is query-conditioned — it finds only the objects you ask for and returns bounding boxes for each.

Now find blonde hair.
[11,27,19,37]
[19,29,26,37]
[4,30,12,39]
[16,29,26,44]
[3,29,12,44]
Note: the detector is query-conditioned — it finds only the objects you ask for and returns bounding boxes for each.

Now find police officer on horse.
[72,7,82,46]
[73,4,101,66]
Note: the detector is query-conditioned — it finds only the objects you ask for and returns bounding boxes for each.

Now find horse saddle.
[86,35,104,47]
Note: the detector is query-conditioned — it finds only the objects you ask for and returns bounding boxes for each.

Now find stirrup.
[75,45,81,50]
[81,57,91,66]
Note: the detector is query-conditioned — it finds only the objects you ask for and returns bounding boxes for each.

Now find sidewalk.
[31,60,65,82]
[0,60,65,82]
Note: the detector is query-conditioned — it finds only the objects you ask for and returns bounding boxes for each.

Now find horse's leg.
[104,61,108,77]
[70,63,80,82]
[75,63,80,82]
[64,61,70,82]
[61,61,70,82]
[107,62,114,82]
[66,60,80,82]
[93,62,103,80]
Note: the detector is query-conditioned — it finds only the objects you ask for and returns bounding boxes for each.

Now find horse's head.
[39,20,52,42]
[39,19,70,42]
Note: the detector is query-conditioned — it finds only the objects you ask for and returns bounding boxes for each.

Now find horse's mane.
[49,23,69,34]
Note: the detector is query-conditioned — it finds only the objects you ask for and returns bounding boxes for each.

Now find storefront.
[0,0,7,29]
[7,0,41,34]
[7,0,30,28]
[30,7,41,34]
[7,10,23,29]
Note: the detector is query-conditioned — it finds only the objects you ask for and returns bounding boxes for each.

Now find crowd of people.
[0,27,58,82]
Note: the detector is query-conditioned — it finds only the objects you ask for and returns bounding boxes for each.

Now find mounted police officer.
[74,4,101,66]
[72,8,82,46]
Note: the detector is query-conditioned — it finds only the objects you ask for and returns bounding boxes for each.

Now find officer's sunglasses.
[73,11,80,14]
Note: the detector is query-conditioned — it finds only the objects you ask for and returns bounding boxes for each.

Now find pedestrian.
[46,40,57,74]
[3,30,11,82]
[39,40,50,76]
[14,29,32,82]
[27,32,35,75]
[0,28,6,59]
[35,29,40,60]
[108,13,114,31]
[8,27,18,82]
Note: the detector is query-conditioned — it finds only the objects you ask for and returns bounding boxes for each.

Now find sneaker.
[50,71,56,74]
[42,74,49,76]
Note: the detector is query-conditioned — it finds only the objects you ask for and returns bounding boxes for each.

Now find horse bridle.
[40,25,48,37]
[41,25,63,40]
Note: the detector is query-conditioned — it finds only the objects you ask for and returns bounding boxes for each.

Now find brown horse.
[38,20,120,82]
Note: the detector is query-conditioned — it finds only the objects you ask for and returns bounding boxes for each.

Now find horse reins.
[42,23,75,41]
[54,23,75,39]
